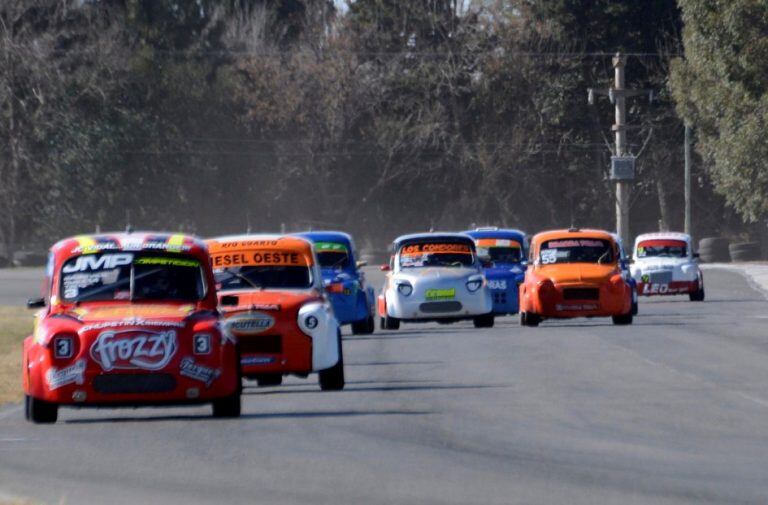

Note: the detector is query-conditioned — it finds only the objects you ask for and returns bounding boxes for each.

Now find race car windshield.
[60,253,205,302]
[215,265,312,290]
[314,243,350,269]
[477,246,522,264]
[539,239,614,265]
[399,242,475,268]
[636,240,687,258]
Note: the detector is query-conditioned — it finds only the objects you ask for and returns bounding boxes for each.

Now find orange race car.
[519,228,634,326]
[206,235,344,390]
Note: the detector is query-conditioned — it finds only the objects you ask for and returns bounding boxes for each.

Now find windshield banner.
[400,243,472,256]
[314,242,348,253]
[476,238,521,248]
[211,250,311,268]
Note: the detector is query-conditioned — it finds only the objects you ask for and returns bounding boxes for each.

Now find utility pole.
[684,123,692,236]
[613,54,630,246]
[588,52,653,247]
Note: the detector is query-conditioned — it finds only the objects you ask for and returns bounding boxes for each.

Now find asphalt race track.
[1,268,767,504]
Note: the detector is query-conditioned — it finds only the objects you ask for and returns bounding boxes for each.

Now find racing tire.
[212,392,241,418]
[473,313,495,328]
[631,300,638,316]
[319,332,345,391]
[352,315,375,335]
[689,288,705,302]
[26,395,58,424]
[255,374,283,387]
[381,315,400,330]
[520,312,540,327]
[612,312,633,325]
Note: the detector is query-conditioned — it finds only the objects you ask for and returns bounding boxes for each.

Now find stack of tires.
[729,242,762,262]
[698,237,730,263]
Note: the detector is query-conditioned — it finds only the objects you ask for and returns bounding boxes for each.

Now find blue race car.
[611,232,639,316]
[464,227,528,315]
[297,231,376,334]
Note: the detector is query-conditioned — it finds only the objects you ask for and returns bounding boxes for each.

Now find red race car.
[22,233,241,423]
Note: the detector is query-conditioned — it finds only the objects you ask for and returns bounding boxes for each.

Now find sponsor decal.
[555,303,599,311]
[240,356,276,366]
[641,283,689,295]
[425,288,456,301]
[80,319,186,332]
[218,240,279,248]
[179,357,221,387]
[62,253,133,273]
[90,329,177,371]
[488,279,508,290]
[134,257,199,268]
[211,250,306,268]
[46,359,86,390]
[226,312,275,336]
[250,304,281,311]
[73,305,195,320]
[401,243,472,255]
[314,242,348,252]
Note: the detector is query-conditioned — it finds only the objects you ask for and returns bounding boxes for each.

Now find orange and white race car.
[519,228,634,326]
[206,235,344,390]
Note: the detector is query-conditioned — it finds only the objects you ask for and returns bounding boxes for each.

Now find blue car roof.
[463,228,527,242]
[294,231,353,247]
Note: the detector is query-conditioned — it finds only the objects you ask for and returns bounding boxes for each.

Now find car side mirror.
[356,260,368,268]
[380,264,391,272]
[220,295,239,306]
[27,297,45,309]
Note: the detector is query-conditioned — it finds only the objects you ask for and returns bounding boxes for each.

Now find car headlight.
[396,281,413,296]
[466,277,483,292]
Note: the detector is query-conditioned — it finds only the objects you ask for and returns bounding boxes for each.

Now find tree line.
[0,0,765,260]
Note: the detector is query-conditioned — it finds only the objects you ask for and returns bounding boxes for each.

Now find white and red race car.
[630,232,704,301]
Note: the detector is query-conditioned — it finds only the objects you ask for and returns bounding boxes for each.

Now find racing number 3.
[193,334,211,355]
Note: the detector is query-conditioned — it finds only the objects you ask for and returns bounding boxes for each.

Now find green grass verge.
[0,306,35,403]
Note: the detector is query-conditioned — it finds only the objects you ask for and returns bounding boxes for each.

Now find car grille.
[563,288,600,300]
[648,271,673,284]
[239,335,282,354]
[419,301,463,313]
[93,374,176,394]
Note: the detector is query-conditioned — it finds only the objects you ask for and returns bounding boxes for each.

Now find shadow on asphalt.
[345,360,444,367]
[243,383,510,396]
[63,409,434,424]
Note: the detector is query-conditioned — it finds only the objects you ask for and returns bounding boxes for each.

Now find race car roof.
[294,231,353,247]
[391,232,476,252]
[634,232,691,246]
[51,232,206,258]
[206,234,314,254]
[463,228,526,242]
[531,228,615,245]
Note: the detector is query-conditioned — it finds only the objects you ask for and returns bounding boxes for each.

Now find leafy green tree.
[671,0,768,224]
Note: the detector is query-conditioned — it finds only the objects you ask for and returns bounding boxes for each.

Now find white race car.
[630,232,704,301]
[377,233,494,329]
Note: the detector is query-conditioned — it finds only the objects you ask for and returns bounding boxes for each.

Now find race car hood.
[66,303,198,325]
[394,266,480,284]
[633,257,691,269]
[538,263,618,285]
[483,265,526,281]
[218,290,322,317]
